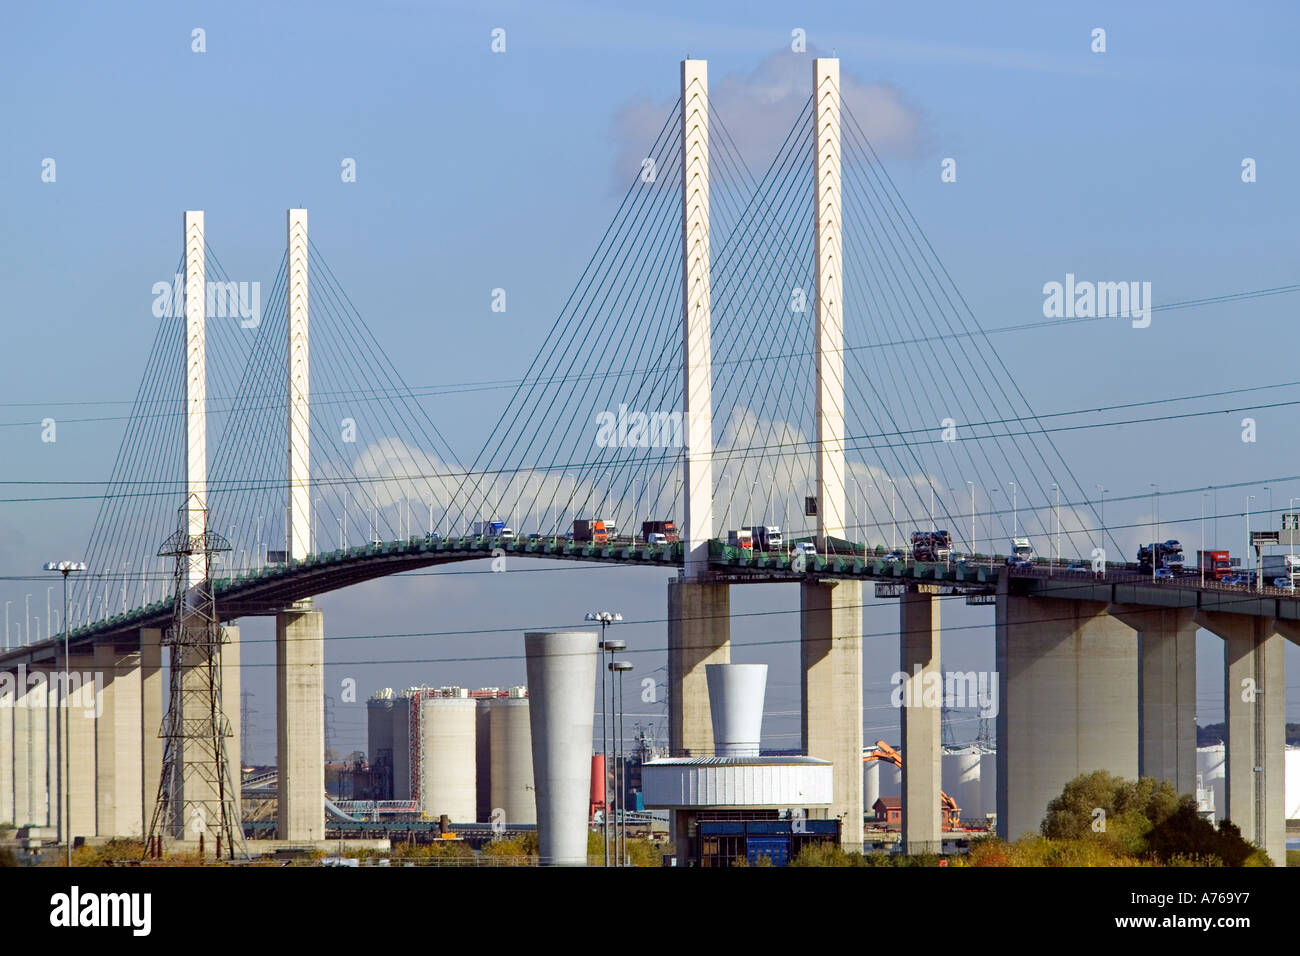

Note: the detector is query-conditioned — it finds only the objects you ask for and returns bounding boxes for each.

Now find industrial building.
[364,685,534,824]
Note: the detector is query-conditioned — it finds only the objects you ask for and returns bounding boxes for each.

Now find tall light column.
[287,209,311,562]
[681,58,713,579]
[813,57,847,553]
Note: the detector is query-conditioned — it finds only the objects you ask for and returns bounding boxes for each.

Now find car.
[647,533,668,546]
[1066,563,1087,572]
[794,542,818,557]
[1222,574,1246,586]
[563,531,574,541]
[527,532,542,541]
[1154,568,1174,581]
[425,531,441,541]
[1273,576,1294,590]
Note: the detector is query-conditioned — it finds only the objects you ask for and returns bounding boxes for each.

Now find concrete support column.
[1108,605,1197,795]
[140,627,163,835]
[12,669,41,826]
[94,643,143,837]
[62,652,98,841]
[277,605,324,841]
[1196,612,1284,866]
[667,579,729,755]
[900,591,941,854]
[801,579,863,851]
[995,592,1137,841]
[222,626,241,794]
[0,672,13,824]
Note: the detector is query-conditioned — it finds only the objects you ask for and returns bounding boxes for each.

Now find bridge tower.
[668,59,731,759]
[277,208,326,842]
[800,58,864,851]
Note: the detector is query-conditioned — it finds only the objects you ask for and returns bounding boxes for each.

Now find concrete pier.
[899,591,941,854]
[524,630,597,866]
[667,579,729,755]
[800,579,862,850]
[94,642,143,837]
[1196,612,1284,866]
[140,627,163,835]
[277,605,324,841]
[996,592,1137,841]
[1108,605,1197,796]
[0,672,12,824]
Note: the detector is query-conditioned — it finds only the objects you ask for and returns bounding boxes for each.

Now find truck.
[1260,553,1300,579]
[1137,540,1184,573]
[471,520,507,538]
[572,519,609,545]
[1008,537,1034,566]
[640,520,680,543]
[1196,550,1232,581]
[910,530,952,563]
[745,525,783,551]
[727,529,754,551]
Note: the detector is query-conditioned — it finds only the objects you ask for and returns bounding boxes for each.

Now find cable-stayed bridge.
[0,59,1292,865]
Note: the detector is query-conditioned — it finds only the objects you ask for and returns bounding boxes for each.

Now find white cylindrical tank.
[419,697,477,821]
[879,760,902,799]
[979,750,996,825]
[1286,748,1300,820]
[525,630,598,866]
[391,694,413,800]
[490,696,536,824]
[864,760,880,811]
[942,747,983,822]
[705,663,767,756]
[1198,744,1226,822]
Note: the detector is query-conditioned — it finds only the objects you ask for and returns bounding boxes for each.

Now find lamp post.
[966,481,975,557]
[44,560,86,867]
[887,478,896,552]
[584,611,622,867]
[1007,482,1017,538]
[1095,484,1107,561]
[4,600,10,652]
[1246,495,1256,590]
[1201,492,1208,586]
[1051,483,1060,573]
[611,659,634,865]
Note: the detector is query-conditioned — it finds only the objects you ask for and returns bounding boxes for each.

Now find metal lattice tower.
[145,495,244,860]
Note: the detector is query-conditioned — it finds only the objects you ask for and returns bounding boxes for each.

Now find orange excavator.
[863,740,962,828]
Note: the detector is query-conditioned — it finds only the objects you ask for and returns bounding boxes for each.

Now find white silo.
[705,664,767,756]
[490,687,535,824]
[1286,748,1300,820]
[942,747,983,821]
[1198,744,1226,822]
[391,691,414,800]
[525,630,598,866]
[419,695,478,821]
[864,760,880,811]
[879,760,902,799]
[979,749,997,825]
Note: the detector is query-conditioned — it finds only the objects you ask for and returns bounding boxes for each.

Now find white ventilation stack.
[705,663,767,756]
[525,631,598,865]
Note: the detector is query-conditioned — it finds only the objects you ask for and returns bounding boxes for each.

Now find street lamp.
[584,611,623,867]
[1201,492,1208,586]
[1007,482,1017,538]
[610,659,634,866]
[886,478,896,552]
[44,559,86,867]
[1050,483,1060,573]
[966,481,975,556]
[1246,495,1256,590]
[3,600,10,652]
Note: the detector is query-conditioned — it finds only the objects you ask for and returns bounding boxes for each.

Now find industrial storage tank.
[942,747,983,822]
[391,691,414,800]
[419,694,478,821]
[475,689,497,821]
[1198,744,1226,822]
[878,760,902,799]
[1287,748,1300,820]
[367,690,396,799]
[489,686,535,824]
[978,749,996,826]
[864,760,880,811]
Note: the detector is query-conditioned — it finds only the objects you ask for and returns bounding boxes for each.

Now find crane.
[863,740,962,827]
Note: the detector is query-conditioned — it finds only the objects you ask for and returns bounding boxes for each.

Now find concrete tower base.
[1196,612,1284,866]
[667,579,729,755]
[94,643,144,837]
[277,606,324,842]
[801,579,863,851]
[900,591,941,854]
[1108,605,1197,796]
[996,592,1137,841]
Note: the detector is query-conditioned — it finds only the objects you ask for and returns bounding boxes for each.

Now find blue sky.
[2,1,1298,761]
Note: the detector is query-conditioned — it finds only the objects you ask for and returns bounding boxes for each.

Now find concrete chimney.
[525,630,598,865]
[705,663,767,756]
